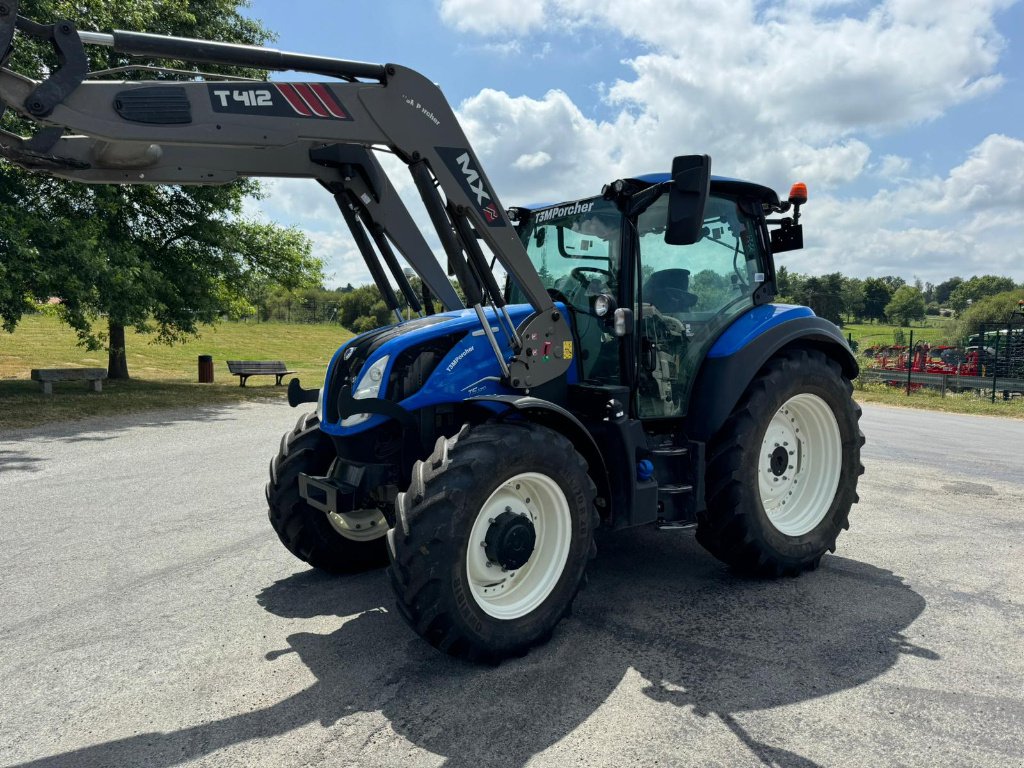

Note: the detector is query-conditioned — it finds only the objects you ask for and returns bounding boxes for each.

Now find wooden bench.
[226,360,296,387]
[31,368,107,395]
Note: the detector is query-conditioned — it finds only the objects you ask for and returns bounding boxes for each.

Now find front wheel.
[387,421,597,662]
[266,412,388,574]
[697,349,864,576]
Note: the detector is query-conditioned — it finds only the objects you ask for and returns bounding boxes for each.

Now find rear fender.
[687,309,857,442]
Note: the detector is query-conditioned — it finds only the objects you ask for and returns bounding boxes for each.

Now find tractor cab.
[511,173,788,421]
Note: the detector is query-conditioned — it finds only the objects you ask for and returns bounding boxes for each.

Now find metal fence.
[242,298,343,324]
[860,369,1024,400]
[859,311,1024,402]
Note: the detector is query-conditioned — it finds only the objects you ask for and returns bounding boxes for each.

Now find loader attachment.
[0,2,574,389]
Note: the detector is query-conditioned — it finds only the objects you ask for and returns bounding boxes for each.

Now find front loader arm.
[0,4,571,389]
[0,128,464,312]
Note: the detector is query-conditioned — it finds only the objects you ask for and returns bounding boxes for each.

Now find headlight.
[341,355,389,427]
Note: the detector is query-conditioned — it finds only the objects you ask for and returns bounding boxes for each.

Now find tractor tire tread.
[387,421,597,663]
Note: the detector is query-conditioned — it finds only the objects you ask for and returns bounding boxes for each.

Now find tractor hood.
[320,303,573,435]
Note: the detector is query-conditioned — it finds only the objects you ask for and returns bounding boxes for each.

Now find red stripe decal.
[275,84,311,116]
[292,84,329,117]
[309,83,349,119]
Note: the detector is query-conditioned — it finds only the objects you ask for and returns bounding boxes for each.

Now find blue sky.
[244,0,1024,287]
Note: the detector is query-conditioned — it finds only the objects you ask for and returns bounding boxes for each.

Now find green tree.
[948,275,1018,314]
[775,264,792,297]
[862,278,893,322]
[338,285,394,331]
[775,266,805,304]
[885,286,926,326]
[952,289,1024,342]
[841,277,865,322]
[934,277,963,305]
[0,0,321,378]
[792,273,844,325]
[879,275,906,291]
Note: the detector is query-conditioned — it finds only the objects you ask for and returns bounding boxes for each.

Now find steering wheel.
[570,266,612,290]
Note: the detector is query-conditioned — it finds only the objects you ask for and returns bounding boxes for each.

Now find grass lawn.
[854,380,1024,419]
[3,314,1020,430]
[0,315,352,430]
[842,318,955,349]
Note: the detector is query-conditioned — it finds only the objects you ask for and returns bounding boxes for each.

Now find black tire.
[266,412,388,574]
[696,349,864,577]
[386,421,598,663]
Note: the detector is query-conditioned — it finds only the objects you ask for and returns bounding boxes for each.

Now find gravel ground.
[0,400,1021,768]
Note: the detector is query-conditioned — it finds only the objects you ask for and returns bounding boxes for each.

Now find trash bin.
[198,354,214,383]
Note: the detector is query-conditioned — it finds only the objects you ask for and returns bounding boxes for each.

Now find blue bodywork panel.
[708,304,816,358]
[321,302,819,438]
[320,303,578,437]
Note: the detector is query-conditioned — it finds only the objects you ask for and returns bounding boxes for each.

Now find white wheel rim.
[465,472,572,620]
[326,508,388,542]
[757,393,842,537]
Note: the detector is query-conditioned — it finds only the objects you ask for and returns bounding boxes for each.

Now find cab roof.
[519,173,781,212]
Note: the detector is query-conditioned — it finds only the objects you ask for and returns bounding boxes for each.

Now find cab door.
[514,198,626,385]
[633,192,768,419]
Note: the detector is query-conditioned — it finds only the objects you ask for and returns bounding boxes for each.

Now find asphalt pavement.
[0,401,1021,767]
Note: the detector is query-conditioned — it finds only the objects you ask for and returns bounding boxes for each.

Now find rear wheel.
[266,412,388,574]
[697,349,864,576]
[387,421,597,662]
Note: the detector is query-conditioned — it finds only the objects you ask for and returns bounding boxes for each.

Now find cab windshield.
[510,197,622,381]
[510,197,620,312]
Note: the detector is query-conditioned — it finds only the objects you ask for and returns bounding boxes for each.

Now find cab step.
[651,446,689,457]
[657,520,697,531]
[658,483,693,494]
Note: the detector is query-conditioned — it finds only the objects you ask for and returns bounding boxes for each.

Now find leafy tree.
[885,286,926,326]
[862,278,894,322]
[841,277,865,322]
[792,272,844,325]
[690,270,732,312]
[952,289,1024,342]
[537,264,554,288]
[948,275,1019,313]
[934,277,964,305]
[775,264,792,297]
[0,0,321,378]
[879,275,906,291]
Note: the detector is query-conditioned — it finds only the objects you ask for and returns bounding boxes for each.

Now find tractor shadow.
[0,449,45,474]
[10,530,934,768]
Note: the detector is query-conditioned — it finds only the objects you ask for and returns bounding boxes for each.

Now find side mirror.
[665,154,711,245]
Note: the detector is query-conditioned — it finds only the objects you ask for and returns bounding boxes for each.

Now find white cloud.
[876,154,911,178]
[246,2,1022,289]
[438,0,547,35]
[438,0,1015,205]
[477,40,522,57]
[514,151,553,170]
[786,135,1024,282]
[940,134,1024,213]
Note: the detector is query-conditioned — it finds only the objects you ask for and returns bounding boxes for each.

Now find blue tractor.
[0,7,862,662]
[271,168,864,661]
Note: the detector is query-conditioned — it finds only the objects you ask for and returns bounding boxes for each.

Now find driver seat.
[643,268,698,313]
